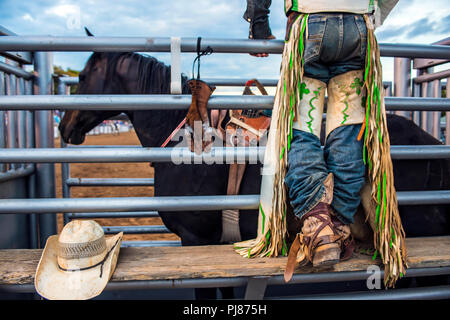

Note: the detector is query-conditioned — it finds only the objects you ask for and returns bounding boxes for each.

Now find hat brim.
[34,232,123,300]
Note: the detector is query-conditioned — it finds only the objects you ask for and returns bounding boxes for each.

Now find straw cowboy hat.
[34,220,123,300]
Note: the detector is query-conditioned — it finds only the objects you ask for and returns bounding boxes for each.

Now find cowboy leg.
[284,75,345,271]
[324,70,366,225]
[285,14,366,277]
[285,76,327,218]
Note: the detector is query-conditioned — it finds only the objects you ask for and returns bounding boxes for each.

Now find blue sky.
[1,0,449,84]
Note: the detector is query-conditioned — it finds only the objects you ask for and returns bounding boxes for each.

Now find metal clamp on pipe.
[170,37,182,94]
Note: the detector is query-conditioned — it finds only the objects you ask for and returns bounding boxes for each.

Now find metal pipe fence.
[1,34,450,299]
[1,94,449,111]
[1,145,449,163]
[0,191,449,214]
[66,177,155,187]
[1,37,450,59]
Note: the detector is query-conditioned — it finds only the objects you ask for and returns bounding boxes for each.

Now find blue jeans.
[284,13,367,224]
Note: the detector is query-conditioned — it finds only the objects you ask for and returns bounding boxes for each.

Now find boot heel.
[313,243,340,267]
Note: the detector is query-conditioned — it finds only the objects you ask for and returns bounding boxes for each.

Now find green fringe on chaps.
[234,14,309,259]
[234,14,407,288]
[361,15,407,288]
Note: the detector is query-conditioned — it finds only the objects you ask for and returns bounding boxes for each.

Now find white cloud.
[1,0,448,83]
[22,13,34,22]
[44,4,80,18]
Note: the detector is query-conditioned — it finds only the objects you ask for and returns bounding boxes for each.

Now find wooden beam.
[0,236,449,285]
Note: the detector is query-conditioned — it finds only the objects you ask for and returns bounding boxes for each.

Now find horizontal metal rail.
[414,69,450,84]
[58,76,280,87]
[0,147,264,163]
[0,165,34,183]
[0,195,261,213]
[1,266,448,293]
[1,146,449,163]
[0,26,33,64]
[0,61,34,80]
[58,77,394,88]
[103,225,171,234]
[68,211,160,218]
[120,240,181,248]
[0,95,449,111]
[0,37,449,59]
[269,285,450,300]
[66,177,154,187]
[0,191,449,214]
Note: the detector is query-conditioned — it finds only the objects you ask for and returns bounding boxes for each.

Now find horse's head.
[59,28,123,144]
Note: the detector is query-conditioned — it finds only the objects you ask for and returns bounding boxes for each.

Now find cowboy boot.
[299,173,342,266]
[330,212,355,261]
[285,173,346,282]
[186,79,215,154]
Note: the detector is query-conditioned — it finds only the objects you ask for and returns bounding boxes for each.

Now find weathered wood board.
[1,236,449,285]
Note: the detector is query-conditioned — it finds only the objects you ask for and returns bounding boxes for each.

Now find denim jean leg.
[324,124,366,224]
[285,129,328,220]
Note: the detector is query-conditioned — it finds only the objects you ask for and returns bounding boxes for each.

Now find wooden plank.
[0,236,449,285]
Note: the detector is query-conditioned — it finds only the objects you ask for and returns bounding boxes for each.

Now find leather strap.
[284,233,306,282]
[284,204,347,282]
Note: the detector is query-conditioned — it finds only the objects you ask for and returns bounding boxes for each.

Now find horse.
[59,50,449,295]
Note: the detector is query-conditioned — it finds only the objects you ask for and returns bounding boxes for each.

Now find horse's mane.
[102,52,190,94]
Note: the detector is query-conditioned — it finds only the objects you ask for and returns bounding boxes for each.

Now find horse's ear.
[84,27,94,37]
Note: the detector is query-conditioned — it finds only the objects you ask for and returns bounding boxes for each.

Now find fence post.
[33,51,56,247]
[446,77,450,145]
[57,79,71,225]
[413,69,424,127]
[0,72,5,173]
[431,79,442,140]
[394,57,412,119]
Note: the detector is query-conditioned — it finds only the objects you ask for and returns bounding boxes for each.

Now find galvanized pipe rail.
[0,195,261,214]
[103,225,171,235]
[2,266,449,294]
[66,177,154,187]
[58,76,280,87]
[0,191,449,214]
[0,61,34,80]
[68,211,160,219]
[0,147,264,163]
[1,37,450,59]
[1,94,449,111]
[58,76,394,89]
[1,146,449,163]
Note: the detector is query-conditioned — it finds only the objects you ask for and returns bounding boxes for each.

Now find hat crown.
[59,220,104,244]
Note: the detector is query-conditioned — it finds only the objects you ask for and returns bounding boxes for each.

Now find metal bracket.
[170,37,182,95]
[244,276,269,300]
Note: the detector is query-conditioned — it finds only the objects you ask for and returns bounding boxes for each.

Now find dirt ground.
[54,130,180,242]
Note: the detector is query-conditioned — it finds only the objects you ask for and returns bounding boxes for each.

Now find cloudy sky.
[1,0,449,86]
